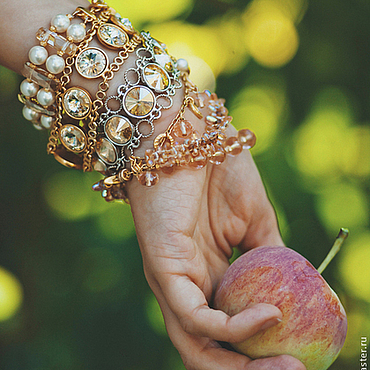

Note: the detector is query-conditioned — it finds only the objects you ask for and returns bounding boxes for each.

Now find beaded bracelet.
[19,0,256,203]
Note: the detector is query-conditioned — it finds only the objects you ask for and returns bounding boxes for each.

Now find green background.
[0,0,369,369]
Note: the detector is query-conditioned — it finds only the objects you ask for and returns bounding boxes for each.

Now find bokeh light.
[242,0,301,68]
[293,87,356,184]
[315,182,369,234]
[108,0,193,25]
[0,266,23,322]
[230,74,287,154]
[339,232,370,303]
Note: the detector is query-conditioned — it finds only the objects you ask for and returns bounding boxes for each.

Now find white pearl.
[22,105,41,122]
[51,14,71,33]
[37,88,55,106]
[20,79,39,97]
[33,122,44,131]
[29,46,48,65]
[176,58,189,72]
[67,23,86,43]
[40,115,55,129]
[45,54,65,74]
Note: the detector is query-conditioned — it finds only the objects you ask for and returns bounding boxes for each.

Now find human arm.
[0,1,306,369]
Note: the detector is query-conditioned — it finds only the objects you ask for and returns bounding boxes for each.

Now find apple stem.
[318,228,349,274]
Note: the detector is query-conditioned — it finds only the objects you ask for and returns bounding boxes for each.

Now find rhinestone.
[59,124,87,153]
[112,14,135,34]
[62,87,92,119]
[96,137,117,164]
[105,115,133,145]
[124,86,155,118]
[98,24,128,49]
[75,47,108,79]
[143,64,170,92]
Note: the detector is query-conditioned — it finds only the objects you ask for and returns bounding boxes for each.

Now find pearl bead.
[40,115,55,129]
[51,14,71,33]
[29,46,48,65]
[67,24,86,43]
[37,88,55,106]
[45,54,65,74]
[22,105,41,122]
[177,58,189,73]
[33,122,44,131]
[20,79,39,97]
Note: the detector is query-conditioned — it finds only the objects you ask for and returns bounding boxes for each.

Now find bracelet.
[18,0,256,203]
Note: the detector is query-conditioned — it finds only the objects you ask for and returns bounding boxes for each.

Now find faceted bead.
[238,129,256,149]
[96,137,117,164]
[22,62,60,90]
[189,154,207,170]
[206,115,218,125]
[145,149,159,167]
[138,171,159,187]
[173,119,193,139]
[105,115,133,145]
[59,124,87,153]
[24,98,55,116]
[92,179,105,192]
[209,146,226,165]
[36,27,77,56]
[223,136,242,156]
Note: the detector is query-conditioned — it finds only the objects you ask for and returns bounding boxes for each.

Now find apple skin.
[213,246,347,370]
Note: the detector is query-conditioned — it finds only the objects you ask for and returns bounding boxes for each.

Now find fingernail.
[260,317,282,331]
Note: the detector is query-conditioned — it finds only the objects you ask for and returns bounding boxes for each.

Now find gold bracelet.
[19,0,256,203]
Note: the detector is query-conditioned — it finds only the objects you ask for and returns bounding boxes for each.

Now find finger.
[162,303,304,370]
[165,275,282,342]
[246,355,307,370]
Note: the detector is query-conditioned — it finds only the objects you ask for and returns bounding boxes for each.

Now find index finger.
[163,274,282,343]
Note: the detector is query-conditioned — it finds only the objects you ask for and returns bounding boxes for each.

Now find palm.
[126,150,305,370]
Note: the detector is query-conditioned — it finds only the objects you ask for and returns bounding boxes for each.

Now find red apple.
[213,246,347,370]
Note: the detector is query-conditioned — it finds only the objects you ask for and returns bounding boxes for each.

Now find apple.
[213,245,347,370]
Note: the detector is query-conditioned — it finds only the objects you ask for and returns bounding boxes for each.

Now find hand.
[127,120,306,370]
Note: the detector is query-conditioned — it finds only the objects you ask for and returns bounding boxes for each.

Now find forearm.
[0,0,90,73]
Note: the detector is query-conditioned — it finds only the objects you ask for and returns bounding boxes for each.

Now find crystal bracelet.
[19,0,256,203]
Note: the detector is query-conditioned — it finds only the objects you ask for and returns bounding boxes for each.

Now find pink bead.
[223,136,243,156]
[138,171,159,187]
[238,129,256,149]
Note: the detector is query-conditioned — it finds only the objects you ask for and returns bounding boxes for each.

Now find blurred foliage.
[0,0,369,368]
